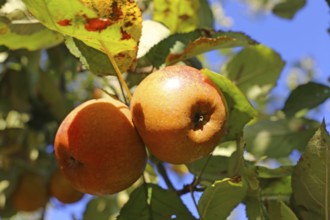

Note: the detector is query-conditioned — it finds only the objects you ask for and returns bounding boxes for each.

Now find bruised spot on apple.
[131,65,227,164]
[54,98,147,195]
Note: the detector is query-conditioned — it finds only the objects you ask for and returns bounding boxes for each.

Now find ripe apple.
[54,98,147,195]
[49,168,84,204]
[131,65,227,164]
[11,172,48,212]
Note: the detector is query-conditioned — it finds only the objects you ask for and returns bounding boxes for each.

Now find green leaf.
[83,196,119,220]
[260,176,292,199]
[228,140,246,177]
[22,0,142,74]
[198,0,214,29]
[202,68,258,141]
[152,0,200,33]
[0,17,63,50]
[256,166,293,179]
[283,82,330,117]
[187,155,230,184]
[242,167,259,191]
[221,45,285,107]
[65,37,116,76]
[118,183,196,220]
[142,30,258,68]
[267,200,298,220]
[245,195,268,220]
[244,118,319,158]
[167,31,258,66]
[198,177,248,219]
[291,122,330,219]
[272,0,306,19]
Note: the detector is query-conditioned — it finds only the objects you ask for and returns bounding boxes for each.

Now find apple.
[11,172,48,212]
[131,65,227,164]
[54,98,147,195]
[49,168,84,204]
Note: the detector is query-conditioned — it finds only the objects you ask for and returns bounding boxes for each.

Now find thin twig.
[99,41,132,104]
[193,154,212,188]
[177,181,205,195]
[156,162,176,192]
[189,154,212,220]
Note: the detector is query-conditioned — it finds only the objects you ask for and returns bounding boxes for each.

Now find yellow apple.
[54,98,147,195]
[131,65,227,164]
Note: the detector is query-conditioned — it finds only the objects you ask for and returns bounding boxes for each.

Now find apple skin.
[49,168,84,204]
[131,65,227,164]
[54,98,147,195]
[11,172,48,212]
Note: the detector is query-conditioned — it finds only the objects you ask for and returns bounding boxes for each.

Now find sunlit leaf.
[221,45,285,108]
[83,196,119,220]
[118,183,196,220]
[142,29,258,68]
[202,68,258,141]
[267,200,298,220]
[244,118,319,158]
[137,20,170,59]
[152,0,200,33]
[152,0,213,32]
[292,122,330,219]
[198,177,248,219]
[272,0,306,19]
[22,0,142,74]
[283,82,330,117]
[0,17,63,50]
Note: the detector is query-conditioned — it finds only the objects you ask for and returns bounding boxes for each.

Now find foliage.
[0,0,329,220]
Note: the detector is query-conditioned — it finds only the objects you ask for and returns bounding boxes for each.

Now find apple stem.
[193,154,212,187]
[99,40,132,104]
[190,154,212,219]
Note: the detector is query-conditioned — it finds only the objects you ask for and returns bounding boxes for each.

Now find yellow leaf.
[152,0,200,33]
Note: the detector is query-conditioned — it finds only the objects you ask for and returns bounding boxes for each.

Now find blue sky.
[45,1,330,219]
[214,0,330,127]
[224,0,330,75]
